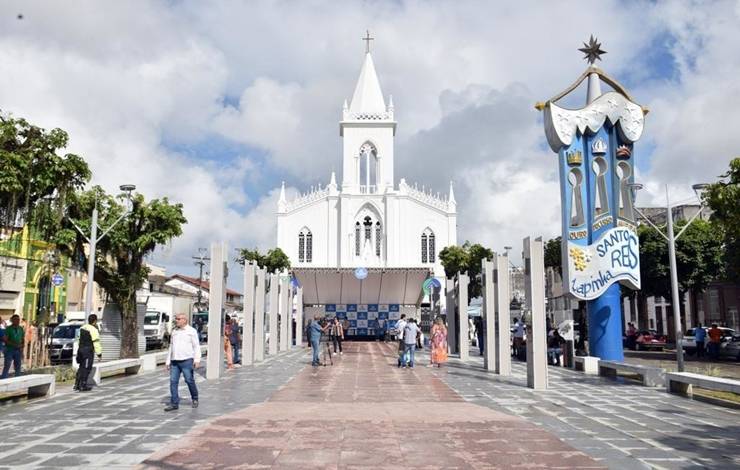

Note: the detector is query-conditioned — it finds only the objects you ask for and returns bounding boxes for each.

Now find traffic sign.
[51,273,64,287]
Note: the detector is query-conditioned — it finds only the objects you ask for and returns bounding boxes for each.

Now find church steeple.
[347,52,386,116]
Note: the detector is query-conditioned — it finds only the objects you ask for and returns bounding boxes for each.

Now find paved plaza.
[0,342,738,469]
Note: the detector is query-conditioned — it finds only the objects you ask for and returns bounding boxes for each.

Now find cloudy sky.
[1,1,738,288]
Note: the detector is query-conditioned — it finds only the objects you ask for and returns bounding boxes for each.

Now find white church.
[277,41,457,328]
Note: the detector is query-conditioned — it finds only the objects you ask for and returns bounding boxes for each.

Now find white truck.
[143,294,193,349]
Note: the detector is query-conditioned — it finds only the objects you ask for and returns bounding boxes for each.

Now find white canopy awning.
[293,268,432,306]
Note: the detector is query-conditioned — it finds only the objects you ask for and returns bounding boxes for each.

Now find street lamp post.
[70,184,136,321]
[630,183,708,372]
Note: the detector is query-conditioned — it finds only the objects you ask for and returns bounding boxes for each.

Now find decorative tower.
[340,31,396,194]
[537,36,645,361]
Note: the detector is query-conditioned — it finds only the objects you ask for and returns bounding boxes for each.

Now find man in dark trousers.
[74,314,102,391]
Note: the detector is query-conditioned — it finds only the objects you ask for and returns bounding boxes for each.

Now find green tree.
[57,186,187,358]
[544,237,562,274]
[439,241,493,302]
[0,114,90,237]
[236,247,291,273]
[704,157,740,281]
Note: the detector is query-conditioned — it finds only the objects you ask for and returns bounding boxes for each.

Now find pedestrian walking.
[74,314,102,391]
[224,315,234,370]
[330,317,344,355]
[512,317,525,359]
[308,315,328,367]
[1,314,24,379]
[0,315,5,359]
[228,316,241,365]
[164,313,201,411]
[401,318,421,368]
[474,316,484,356]
[430,317,448,368]
[395,314,407,367]
[694,323,706,358]
[707,323,722,360]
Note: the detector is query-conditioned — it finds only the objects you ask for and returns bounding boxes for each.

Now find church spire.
[348,49,386,116]
[278,181,287,213]
[448,181,457,206]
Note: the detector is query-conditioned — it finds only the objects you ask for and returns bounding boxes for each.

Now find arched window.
[298,228,312,263]
[359,142,378,192]
[421,228,435,264]
[363,216,372,243]
[375,221,382,256]
[355,222,361,256]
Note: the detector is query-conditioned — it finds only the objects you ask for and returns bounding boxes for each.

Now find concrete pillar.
[287,284,294,348]
[495,253,511,376]
[242,261,255,366]
[253,268,266,362]
[446,278,457,354]
[295,287,304,347]
[482,259,496,371]
[206,241,226,380]
[279,274,289,352]
[458,273,469,362]
[268,273,279,355]
[524,236,547,390]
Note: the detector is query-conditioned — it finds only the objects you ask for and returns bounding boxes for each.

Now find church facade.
[276,50,457,284]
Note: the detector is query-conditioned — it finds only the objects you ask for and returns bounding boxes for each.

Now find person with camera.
[308,314,329,367]
[329,317,344,355]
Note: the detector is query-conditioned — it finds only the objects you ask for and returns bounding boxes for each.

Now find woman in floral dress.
[430,317,448,367]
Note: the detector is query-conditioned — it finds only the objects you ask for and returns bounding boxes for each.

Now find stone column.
[482,259,496,371]
[495,253,512,376]
[287,284,294,348]
[206,241,226,380]
[524,236,548,390]
[268,273,279,355]
[446,278,457,354]
[241,261,255,366]
[253,267,266,362]
[279,274,289,352]
[458,272,469,362]
[295,287,304,347]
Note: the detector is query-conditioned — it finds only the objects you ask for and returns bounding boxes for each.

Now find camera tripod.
[321,337,334,366]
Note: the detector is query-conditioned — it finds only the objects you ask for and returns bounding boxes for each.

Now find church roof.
[348,52,386,116]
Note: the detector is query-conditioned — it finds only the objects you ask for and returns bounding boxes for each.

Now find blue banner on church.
[325,304,399,336]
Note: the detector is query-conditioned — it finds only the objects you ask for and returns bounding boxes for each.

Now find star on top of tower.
[579,35,606,64]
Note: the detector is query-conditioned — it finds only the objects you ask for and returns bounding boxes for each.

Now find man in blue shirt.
[694,323,707,358]
[308,315,328,367]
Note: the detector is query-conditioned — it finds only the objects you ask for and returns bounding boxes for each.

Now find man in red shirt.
[707,324,723,360]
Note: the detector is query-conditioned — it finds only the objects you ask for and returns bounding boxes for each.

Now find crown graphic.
[592,138,607,155]
[616,145,632,159]
[566,150,583,166]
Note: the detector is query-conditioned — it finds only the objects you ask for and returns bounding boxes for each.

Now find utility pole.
[192,248,210,311]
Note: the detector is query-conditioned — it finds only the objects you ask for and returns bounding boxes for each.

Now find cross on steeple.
[362,30,374,53]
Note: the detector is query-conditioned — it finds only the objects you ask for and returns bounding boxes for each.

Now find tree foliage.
[439,241,494,302]
[236,247,291,273]
[544,237,562,274]
[0,113,90,237]
[704,157,740,281]
[56,186,187,358]
[638,219,723,300]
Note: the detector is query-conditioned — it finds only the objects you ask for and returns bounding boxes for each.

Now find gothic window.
[306,232,313,263]
[364,216,372,242]
[355,222,361,256]
[359,142,378,191]
[298,228,312,263]
[375,221,382,256]
[421,228,435,264]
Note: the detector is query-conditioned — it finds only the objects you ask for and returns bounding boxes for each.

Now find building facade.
[276,50,457,282]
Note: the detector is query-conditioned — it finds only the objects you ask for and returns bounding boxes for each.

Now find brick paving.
[142,342,602,469]
[432,350,740,469]
[0,350,305,469]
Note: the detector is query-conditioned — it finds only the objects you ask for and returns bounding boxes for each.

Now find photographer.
[308,315,329,367]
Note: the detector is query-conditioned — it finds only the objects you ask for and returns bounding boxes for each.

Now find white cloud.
[0,0,737,283]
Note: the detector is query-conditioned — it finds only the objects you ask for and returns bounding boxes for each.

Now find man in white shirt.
[395,314,407,367]
[164,313,201,411]
[402,319,421,368]
[513,317,525,359]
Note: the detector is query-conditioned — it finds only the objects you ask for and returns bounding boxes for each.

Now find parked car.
[634,330,667,351]
[144,310,172,349]
[49,321,83,364]
[681,327,735,354]
[719,335,740,361]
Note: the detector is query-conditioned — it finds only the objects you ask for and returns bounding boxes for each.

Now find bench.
[0,374,55,398]
[666,372,740,397]
[574,356,600,375]
[598,360,665,387]
[91,358,142,386]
